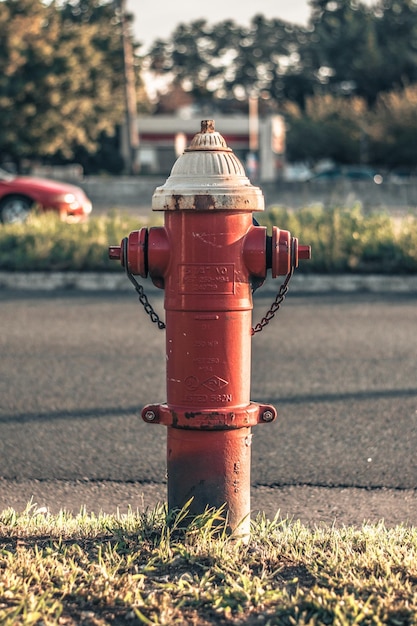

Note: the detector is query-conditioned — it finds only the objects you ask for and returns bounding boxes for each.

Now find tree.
[147,15,312,110]
[306,0,379,102]
[135,3,417,170]
[0,0,147,170]
[284,94,368,163]
[373,0,417,93]
[145,1,417,114]
[147,18,243,104]
[307,0,417,104]
[368,86,417,166]
[228,15,314,108]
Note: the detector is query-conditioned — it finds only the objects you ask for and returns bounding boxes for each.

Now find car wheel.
[0,195,33,224]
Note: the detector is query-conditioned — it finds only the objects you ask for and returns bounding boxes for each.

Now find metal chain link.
[251,267,294,335]
[122,237,166,330]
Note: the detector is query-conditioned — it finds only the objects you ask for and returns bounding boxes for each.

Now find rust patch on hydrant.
[172,195,184,210]
[194,195,216,210]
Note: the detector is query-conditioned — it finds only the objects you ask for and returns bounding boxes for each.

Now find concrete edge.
[1,271,417,293]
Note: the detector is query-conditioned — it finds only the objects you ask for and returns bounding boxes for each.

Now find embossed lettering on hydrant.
[179,264,235,294]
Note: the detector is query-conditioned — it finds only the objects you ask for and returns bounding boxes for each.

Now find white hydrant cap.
[152,119,265,211]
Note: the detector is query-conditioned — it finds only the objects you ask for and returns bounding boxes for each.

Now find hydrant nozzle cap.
[152,119,264,212]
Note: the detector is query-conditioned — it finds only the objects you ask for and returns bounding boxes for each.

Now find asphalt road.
[1,287,417,525]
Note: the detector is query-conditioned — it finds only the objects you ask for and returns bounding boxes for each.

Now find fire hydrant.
[109,120,310,535]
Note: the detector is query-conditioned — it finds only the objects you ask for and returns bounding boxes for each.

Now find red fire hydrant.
[109,120,310,535]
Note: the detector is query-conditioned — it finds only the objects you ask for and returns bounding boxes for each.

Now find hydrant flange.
[141,401,277,429]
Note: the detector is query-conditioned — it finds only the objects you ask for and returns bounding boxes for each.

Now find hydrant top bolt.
[144,410,156,422]
[200,119,215,133]
[262,410,275,422]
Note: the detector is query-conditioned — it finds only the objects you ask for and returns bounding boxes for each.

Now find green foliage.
[148,0,417,111]
[368,85,417,166]
[1,502,417,625]
[147,3,417,167]
[0,207,416,273]
[0,212,146,271]
[0,0,144,167]
[285,94,368,164]
[148,15,312,107]
[257,205,417,273]
[284,86,417,167]
[307,0,385,105]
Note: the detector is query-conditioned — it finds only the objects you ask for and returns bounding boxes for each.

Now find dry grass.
[1,501,416,625]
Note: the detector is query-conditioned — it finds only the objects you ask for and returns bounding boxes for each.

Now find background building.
[134,115,286,182]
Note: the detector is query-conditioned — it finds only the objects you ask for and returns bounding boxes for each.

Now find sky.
[126,0,312,52]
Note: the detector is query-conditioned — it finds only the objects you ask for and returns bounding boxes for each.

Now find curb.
[1,271,417,293]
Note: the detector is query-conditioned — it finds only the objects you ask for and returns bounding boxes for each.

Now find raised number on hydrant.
[109,120,311,536]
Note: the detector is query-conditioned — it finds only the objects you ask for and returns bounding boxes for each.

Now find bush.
[257,205,417,273]
[0,212,151,271]
[0,206,416,273]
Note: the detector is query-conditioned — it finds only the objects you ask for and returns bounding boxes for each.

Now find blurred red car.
[0,167,93,224]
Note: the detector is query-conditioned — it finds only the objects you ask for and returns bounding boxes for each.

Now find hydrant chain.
[123,237,166,330]
[251,268,294,335]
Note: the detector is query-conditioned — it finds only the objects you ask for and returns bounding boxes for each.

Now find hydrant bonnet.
[152,119,265,212]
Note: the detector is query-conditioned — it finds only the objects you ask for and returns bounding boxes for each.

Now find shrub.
[257,205,417,273]
[0,207,416,273]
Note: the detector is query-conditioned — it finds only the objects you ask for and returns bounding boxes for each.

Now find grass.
[1,502,416,625]
[0,205,417,273]
[257,205,417,274]
[0,211,156,272]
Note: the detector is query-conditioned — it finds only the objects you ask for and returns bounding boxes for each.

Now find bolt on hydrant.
[109,120,310,536]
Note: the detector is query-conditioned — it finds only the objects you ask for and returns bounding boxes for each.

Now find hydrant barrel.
[168,428,252,535]
[109,120,311,536]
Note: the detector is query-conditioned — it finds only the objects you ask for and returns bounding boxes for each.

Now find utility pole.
[247,93,259,181]
[117,0,139,174]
